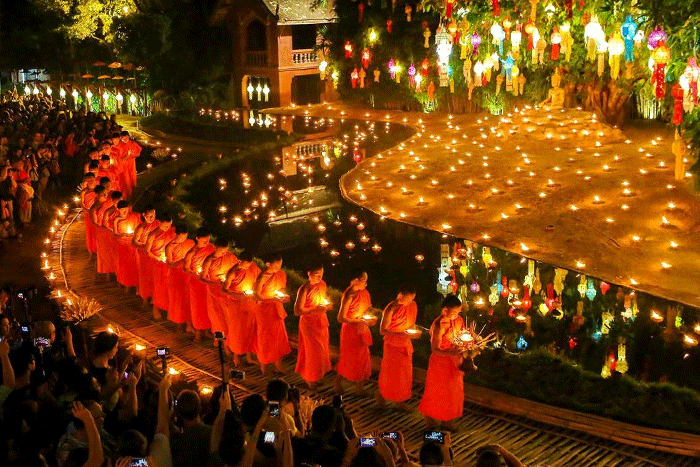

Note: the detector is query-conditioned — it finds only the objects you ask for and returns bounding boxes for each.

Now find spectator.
[292,405,345,467]
[171,388,211,467]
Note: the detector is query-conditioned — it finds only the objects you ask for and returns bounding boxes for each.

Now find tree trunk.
[584,81,630,126]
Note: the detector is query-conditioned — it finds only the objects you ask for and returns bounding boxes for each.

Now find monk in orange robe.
[84,150,101,175]
[222,250,260,366]
[334,270,376,395]
[201,238,238,338]
[96,190,123,276]
[183,228,215,339]
[136,212,170,304]
[80,174,99,255]
[113,202,141,289]
[418,294,465,430]
[116,131,141,199]
[90,189,115,276]
[146,214,176,319]
[294,264,333,388]
[254,253,291,374]
[87,185,108,255]
[128,206,159,292]
[165,224,194,328]
[376,284,419,408]
[97,155,120,193]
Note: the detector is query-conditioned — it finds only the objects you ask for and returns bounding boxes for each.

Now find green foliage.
[468,348,700,434]
[33,0,136,43]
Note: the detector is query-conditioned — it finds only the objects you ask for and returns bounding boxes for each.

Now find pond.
[176,110,700,392]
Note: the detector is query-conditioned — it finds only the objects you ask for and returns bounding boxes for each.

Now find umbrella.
[97,74,111,80]
[107,62,122,69]
[81,74,94,79]
[112,75,124,80]
[92,61,106,67]
[123,63,135,71]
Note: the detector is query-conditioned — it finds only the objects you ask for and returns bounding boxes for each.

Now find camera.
[156,347,169,357]
[268,401,280,417]
[214,331,225,340]
[230,370,245,380]
[359,438,376,448]
[262,431,275,444]
[423,431,444,445]
[130,459,149,467]
[380,432,398,441]
[332,394,343,408]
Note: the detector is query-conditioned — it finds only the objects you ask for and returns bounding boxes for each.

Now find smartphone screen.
[263,431,275,444]
[359,437,376,448]
[268,401,280,417]
[381,432,398,441]
[424,431,444,444]
[130,459,148,467]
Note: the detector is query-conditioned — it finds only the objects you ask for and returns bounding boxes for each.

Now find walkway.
[49,211,699,466]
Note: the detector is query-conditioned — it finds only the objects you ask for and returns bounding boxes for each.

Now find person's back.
[291,405,343,467]
[171,389,212,467]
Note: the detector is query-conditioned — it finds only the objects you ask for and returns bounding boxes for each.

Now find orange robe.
[93,202,114,274]
[378,301,418,402]
[117,140,141,198]
[125,220,159,288]
[295,281,332,383]
[255,271,291,365]
[203,253,239,334]
[223,263,260,355]
[187,244,216,330]
[167,239,195,324]
[149,228,177,310]
[336,288,373,383]
[113,213,141,287]
[97,168,120,193]
[97,209,119,274]
[418,315,465,422]
[82,191,98,253]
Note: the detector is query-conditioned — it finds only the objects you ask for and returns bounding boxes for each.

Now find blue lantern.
[516,335,528,350]
[585,279,597,301]
[621,16,637,63]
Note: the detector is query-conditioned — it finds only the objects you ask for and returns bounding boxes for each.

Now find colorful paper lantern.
[647,26,667,50]
[608,32,625,80]
[651,41,671,99]
[621,15,637,62]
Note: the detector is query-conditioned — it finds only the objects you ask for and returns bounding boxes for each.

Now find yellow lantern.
[608,32,625,80]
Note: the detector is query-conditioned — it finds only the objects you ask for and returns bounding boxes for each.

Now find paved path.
[48,210,699,467]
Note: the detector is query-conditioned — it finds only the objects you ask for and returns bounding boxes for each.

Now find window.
[292,24,317,50]
[247,20,267,51]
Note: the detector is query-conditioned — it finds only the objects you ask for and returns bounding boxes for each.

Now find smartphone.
[424,430,444,444]
[123,371,129,379]
[20,325,30,335]
[262,431,275,444]
[332,394,343,408]
[268,401,280,417]
[381,432,398,441]
[359,437,376,448]
[156,347,169,357]
[230,370,245,380]
[214,331,225,340]
[130,459,148,467]
[34,337,50,348]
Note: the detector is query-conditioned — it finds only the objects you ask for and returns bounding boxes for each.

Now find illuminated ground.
[268,103,700,309]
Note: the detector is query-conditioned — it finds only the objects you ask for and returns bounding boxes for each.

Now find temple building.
[211,0,336,108]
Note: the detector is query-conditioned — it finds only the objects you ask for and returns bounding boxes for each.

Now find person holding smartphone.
[475,444,525,467]
[418,295,466,431]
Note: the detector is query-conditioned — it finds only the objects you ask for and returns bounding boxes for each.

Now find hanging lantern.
[23,84,30,95]
[59,88,66,98]
[491,23,505,55]
[414,72,423,91]
[405,4,412,22]
[388,59,396,79]
[511,64,520,95]
[246,83,254,99]
[600,281,610,295]
[511,29,522,59]
[683,58,700,104]
[524,20,536,50]
[536,33,547,65]
[651,41,671,99]
[647,26,667,50]
[102,91,110,101]
[459,32,469,59]
[351,68,359,88]
[470,32,482,55]
[421,58,430,76]
[608,32,625,80]
[561,22,573,62]
[491,0,500,16]
[564,0,573,18]
[550,27,561,60]
[621,15,637,63]
[262,84,270,102]
[436,27,454,65]
[86,89,93,100]
[387,19,393,33]
[672,84,684,126]
[474,61,484,87]
[319,60,328,79]
[46,86,52,96]
[586,279,597,301]
[448,20,458,39]
[358,2,364,22]
[344,41,353,58]
[408,63,416,84]
[584,16,604,62]
[361,49,371,69]
[445,0,454,18]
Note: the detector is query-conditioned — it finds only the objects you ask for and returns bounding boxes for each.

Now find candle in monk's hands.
[405,328,420,335]
[362,314,375,322]
[244,289,254,296]
[126,227,134,235]
[460,332,474,343]
[275,290,288,299]
[320,298,330,306]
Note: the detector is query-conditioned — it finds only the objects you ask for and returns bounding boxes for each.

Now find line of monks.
[76,134,469,430]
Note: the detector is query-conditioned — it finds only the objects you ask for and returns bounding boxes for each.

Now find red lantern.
[421,58,430,76]
[651,41,670,100]
[344,41,354,59]
[525,20,536,50]
[358,2,364,22]
[672,84,684,126]
[564,0,573,18]
[351,68,359,88]
[500,276,509,297]
[491,0,500,16]
[600,281,610,295]
[521,285,532,311]
[550,27,561,60]
[361,49,371,69]
[446,0,454,18]
[387,18,393,33]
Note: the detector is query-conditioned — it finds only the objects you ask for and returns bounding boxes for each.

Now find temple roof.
[212,0,336,25]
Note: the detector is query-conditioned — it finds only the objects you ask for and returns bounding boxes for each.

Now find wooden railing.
[245,51,267,66]
[291,49,319,65]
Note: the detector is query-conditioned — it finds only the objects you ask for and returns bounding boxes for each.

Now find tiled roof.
[212,0,336,25]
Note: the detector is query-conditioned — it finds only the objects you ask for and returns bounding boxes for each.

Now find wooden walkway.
[50,212,700,467]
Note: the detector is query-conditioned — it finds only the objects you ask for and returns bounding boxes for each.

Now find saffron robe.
[149,228,176,310]
[335,288,373,383]
[295,281,332,383]
[187,244,216,330]
[222,262,260,355]
[378,300,418,402]
[203,252,239,334]
[255,271,291,365]
[113,213,142,287]
[166,239,195,324]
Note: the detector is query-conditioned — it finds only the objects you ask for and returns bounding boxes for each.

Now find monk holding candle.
[201,237,238,338]
[376,284,419,409]
[90,187,115,277]
[254,253,291,375]
[136,213,171,307]
[116,131,141,199]
[129,206,159,291]
[222,250,260,366]
[97,191,123,276]
[145,214,176,319]
[154,224,190,317]
[165,224,195,329]
[183,228,216,340]
[81,174,99,256]
[418,294,466,431]
[294,263,332,389]
[113,201,141,290]
[334,270,375,396]
[97,155,120,193]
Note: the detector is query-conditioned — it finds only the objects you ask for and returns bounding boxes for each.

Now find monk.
[97,155,120,193]
[96,190,123,276]
[183,228,216,339]
[136,212,171,305]
[334,270,376,396]
[83,150,101,174]
[80,174,99,255]
[222,250,260,366]
[165,224,194,329]
[418,294,466,431]
[112,201,141,290]
[145,214,176,319]
[294,263,332,389]
[200,237,238,338]
[86,185,107,256]
[116,131,141,198]
[127,205,159,292]
[90,187,115,277]
[254,253,291,375]
[376,284,419,409]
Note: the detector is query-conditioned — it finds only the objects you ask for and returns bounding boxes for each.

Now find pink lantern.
[647,27,667,50]
[471,32,482,55]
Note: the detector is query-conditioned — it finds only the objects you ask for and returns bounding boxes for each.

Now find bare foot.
[246,353,259,365]
[374,390,386,408]
[185,322,196,334]
[194,329,203,342]
[440,421,459,432]
[152,307,163,320]
[233,354,242,367]
[260,363,268,375]
[274,361,287,374]
[395,402,412,413]
[333,376,345,395]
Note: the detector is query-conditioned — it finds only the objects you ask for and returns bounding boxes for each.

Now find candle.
[320,298,330,306]
[134,343,146,351]
[168,367,179,375]
[362,314,375,322]
[405,328,420,335]
[244,289,254,296]
[200,386,213,395]
[126,227,134,235]
[460,332,474,343]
